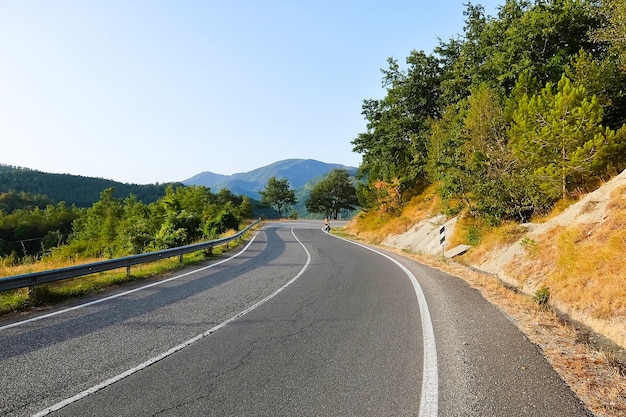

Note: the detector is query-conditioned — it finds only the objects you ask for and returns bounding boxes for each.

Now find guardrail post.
[126,266,131,278]
[28,285,42,305]
[179,254,184,264]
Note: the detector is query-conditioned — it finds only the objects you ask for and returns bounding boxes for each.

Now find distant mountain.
[183,159,358,199]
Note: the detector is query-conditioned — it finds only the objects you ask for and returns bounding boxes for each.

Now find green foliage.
[68,188,125,257]
[466,225,481,246]
[259,176,297,218]
[0,190,52,213]
[509,75,611,200]
[355,0,626,223]
[0,198,78,258]
[153,210,203,250]
[565,49,626,130]
[239,196,254,219]
[355,181,377,211]
[204,204,241,238]
[305,169,359,219]
[352,50,442,204]
[520,236,538,257]
[533,285,551,306]
[591,0,626,68]
[0,182,251,262]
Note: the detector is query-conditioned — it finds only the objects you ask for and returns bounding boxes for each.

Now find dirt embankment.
[383,170,626,353]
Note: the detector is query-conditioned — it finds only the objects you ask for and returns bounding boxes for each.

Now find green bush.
[533,286,550,306]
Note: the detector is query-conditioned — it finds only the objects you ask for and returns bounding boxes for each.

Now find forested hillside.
[352,0,626,223]
[0,164,176,207]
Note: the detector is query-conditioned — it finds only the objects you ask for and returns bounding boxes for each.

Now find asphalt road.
[0,220,592,416]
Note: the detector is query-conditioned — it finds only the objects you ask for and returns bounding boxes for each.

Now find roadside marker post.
[439,225,445,257]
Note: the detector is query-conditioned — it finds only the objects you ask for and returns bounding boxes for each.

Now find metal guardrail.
[0,219,261,292]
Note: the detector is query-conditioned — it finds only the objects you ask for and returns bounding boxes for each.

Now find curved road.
[0,221,592,416]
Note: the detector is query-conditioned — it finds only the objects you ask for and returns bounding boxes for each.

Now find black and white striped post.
[439,225,445,256]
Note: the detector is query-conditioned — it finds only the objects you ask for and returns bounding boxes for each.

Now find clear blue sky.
[1,1,502,184]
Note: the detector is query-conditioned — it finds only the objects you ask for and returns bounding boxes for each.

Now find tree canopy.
[353,0,626,223]
[259,177,297,218]
[0,184,252,261]
[305,169,359,219]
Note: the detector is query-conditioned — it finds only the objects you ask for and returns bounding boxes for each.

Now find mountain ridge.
[182,158,358,199]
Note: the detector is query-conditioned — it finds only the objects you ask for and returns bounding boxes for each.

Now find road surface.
[0,221,592,416]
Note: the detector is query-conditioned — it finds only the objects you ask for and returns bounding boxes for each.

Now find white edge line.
[332,234,438,417]
[33,227,312,416]
[1,232,260,332]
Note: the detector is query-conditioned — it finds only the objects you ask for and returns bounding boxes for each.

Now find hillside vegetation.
[348,0,626,342]
[0,185,252,263]
[349,170,626,348]
[352,0,626,223]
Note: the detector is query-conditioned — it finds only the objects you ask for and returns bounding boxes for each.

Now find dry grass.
[500,184,626,337]
[0,255,102,278]
[0,255,202,315]
[531,196,580,223]
[549,226,626,318]
[453,217,529,265]
[346,185,442,242]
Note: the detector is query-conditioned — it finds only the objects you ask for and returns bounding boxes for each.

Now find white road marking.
[1,234,260,332]
[32,227,312,416]
[333,234,439,417]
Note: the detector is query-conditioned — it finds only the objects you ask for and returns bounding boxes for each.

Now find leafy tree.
[348,0,626,223]
[239,196,254,219]
[591,0,626,67]
[204,203,241,238]
[114,195,157,254]
[150,186,207,249]
[459,84,514,219]
[69,188,125,257]
[153,210,202,249]
[259,177,297,218]
[565,49,626,129]
[352,51,443,206]
[216,188,242,208]
[436,2,493,106]
[305,169,359,219]
[437,0,600,105]
[426,102,471,214]
[509,74,611,199]
[0,201,78,257]
[0,190,51,213]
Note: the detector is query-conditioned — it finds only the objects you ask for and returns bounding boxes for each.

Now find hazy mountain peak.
[182,159,357,199]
